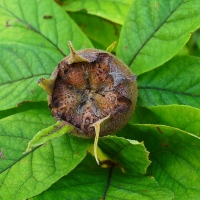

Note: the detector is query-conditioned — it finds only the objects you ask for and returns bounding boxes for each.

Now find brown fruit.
[38,41,138,164]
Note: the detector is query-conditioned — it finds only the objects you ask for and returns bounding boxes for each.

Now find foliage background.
[0,0,200,199]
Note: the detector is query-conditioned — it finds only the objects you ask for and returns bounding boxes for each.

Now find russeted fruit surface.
[32,41,138,164]
[38,42,138,139]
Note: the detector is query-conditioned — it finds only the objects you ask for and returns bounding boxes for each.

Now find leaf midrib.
[138,86,200,98]
[0,74,50,87]
[129,1,183,66]
[102,166,114,200]
[0,3,66,57]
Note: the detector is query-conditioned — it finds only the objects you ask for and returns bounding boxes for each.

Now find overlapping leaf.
[62,0,132,25]
[131,105,200,137]
[117,124,200,199]
[0,108,93,200]
[98,136,150,175]
[117,0,200,75]
[0,0,93,111]
[32,147,173,200]
[137,56,200,108]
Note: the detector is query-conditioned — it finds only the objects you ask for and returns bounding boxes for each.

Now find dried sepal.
[92,114,110,165]
[68,41,89,64]
[37,77,56,95]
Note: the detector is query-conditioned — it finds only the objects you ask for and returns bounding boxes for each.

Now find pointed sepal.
[37,77,56,95]
[68,41,89,64]
[106,41,117,53]
[126,75,137,81]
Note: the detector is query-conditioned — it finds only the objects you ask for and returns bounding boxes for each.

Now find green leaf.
[62,0,132,25]
[32,153,173,200]
[131,105,200,137]
[98,136,150,175]
[0,108,93,200]
[117,0,200,75]
[0,0,93,111]
[117,124,200,199]
[68,11,121,50]
[137,56,200,108]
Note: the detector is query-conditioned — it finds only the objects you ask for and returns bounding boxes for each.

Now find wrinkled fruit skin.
[48,49,138,138]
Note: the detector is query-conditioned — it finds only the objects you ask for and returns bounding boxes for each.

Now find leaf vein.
[129,1,184,66]
[102,166,114,200]
[0,3,66,57]
[138,86,200,98]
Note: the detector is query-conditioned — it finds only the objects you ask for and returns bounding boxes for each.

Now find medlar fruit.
[37,41,138,164]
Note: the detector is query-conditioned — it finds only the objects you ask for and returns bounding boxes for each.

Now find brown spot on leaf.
[100,159,118,168]
[43,15,53,19]
[160,143,169,148]
[156,126,163,134]
[22,159,28,164]
[0,149,5,159]
[17,100,31,107]
[54,0,62,5]
[6,20,11,27]
[155,2,159,9]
